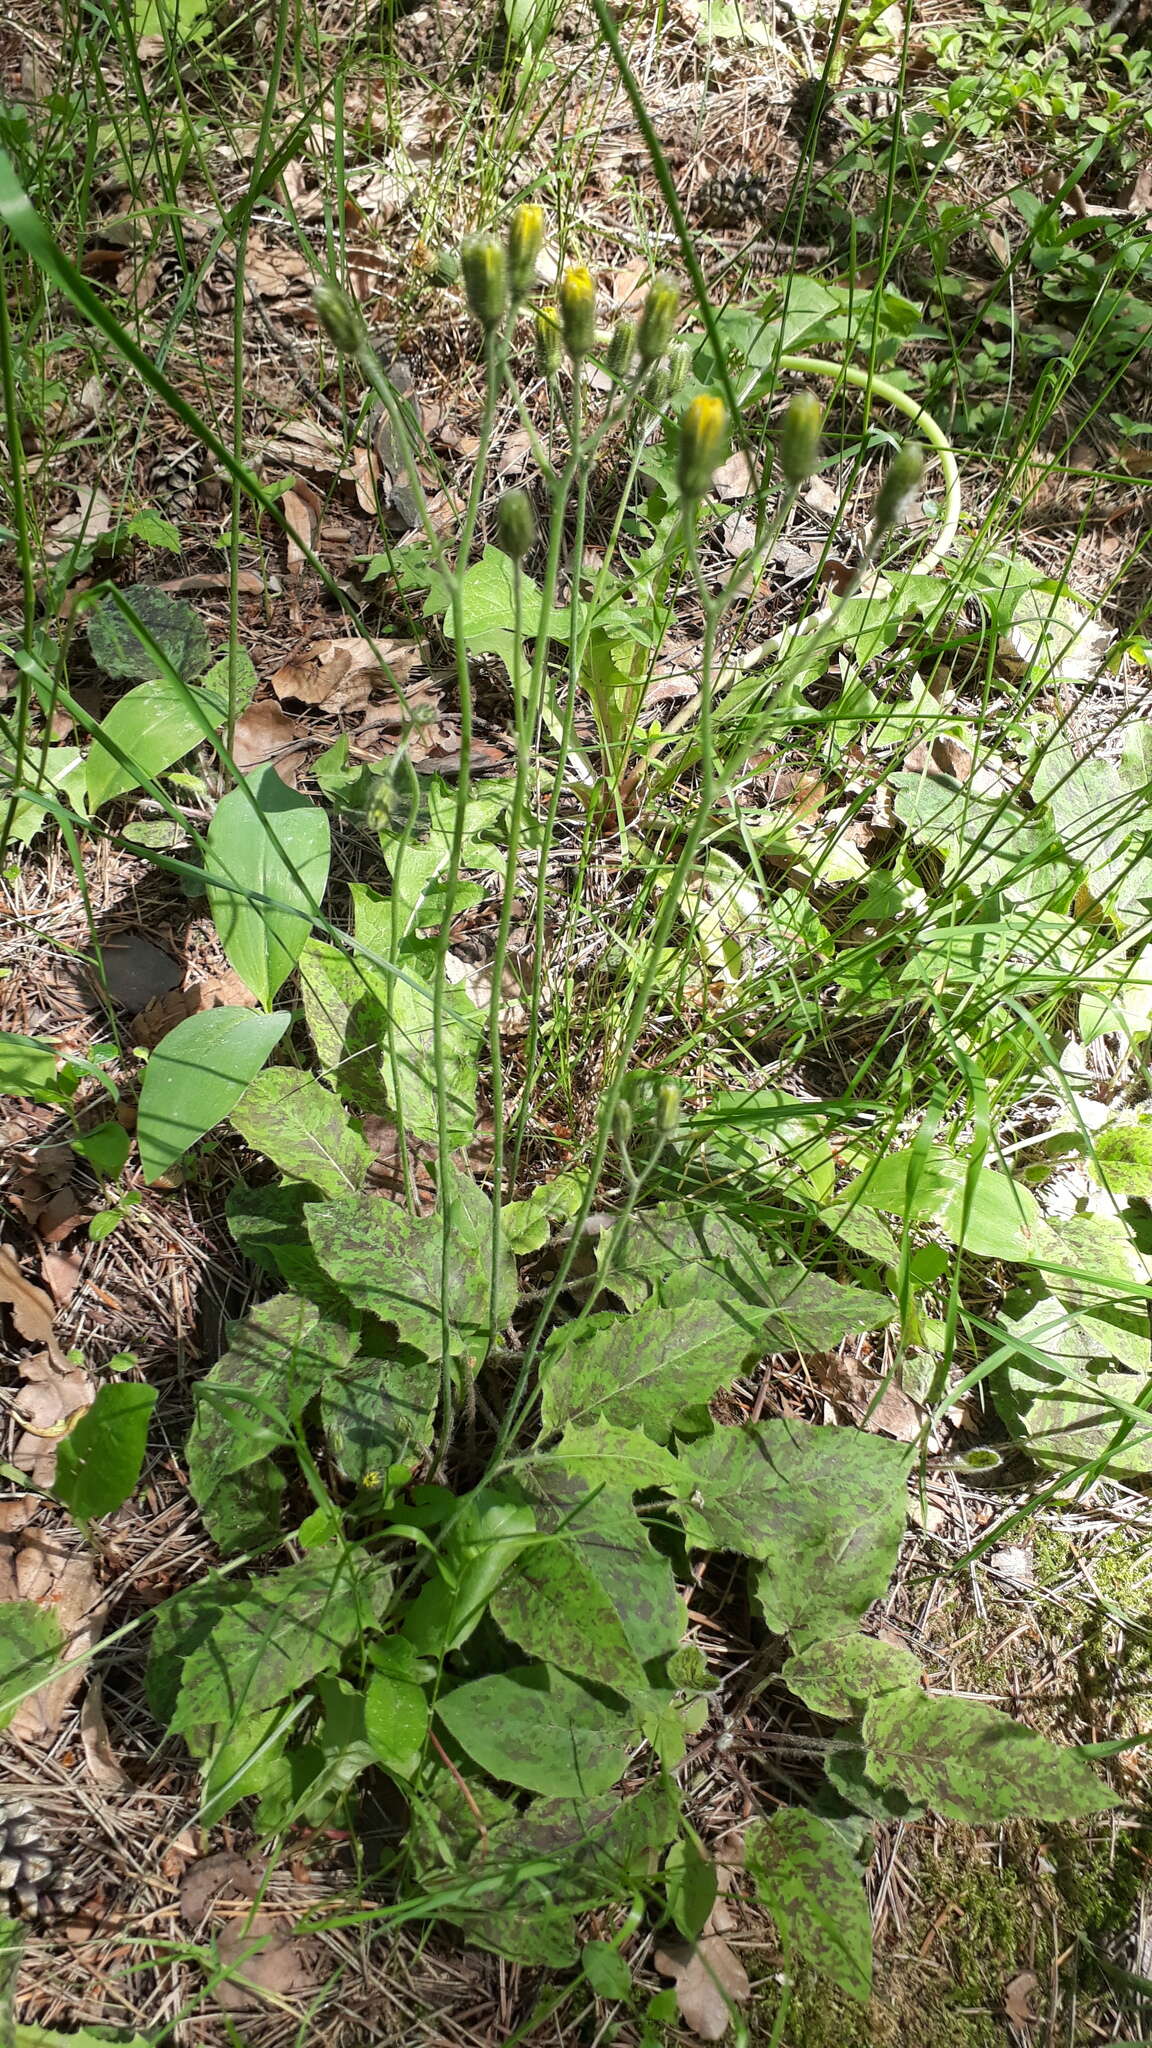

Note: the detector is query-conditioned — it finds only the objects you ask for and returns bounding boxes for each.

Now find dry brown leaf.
[180,1852,260,1926]
[282,480,321,576]
[39,1247,84,1307]
[245,246,311,298]
[818,1355,922,1442]
[446,951,529,1035]
[12,1350,94,1489]
[232,703,306,784]
[269,636,424,710]
[216,1912,324,2011]
[1003,1970,1038,2024]
[654,1919,751,2040]
[903,735,973,783]
[36,1186,89,1243]
[0,1499,38,1533]
[0,1243,57,1344]
[1126,162,1152,215]
[131,969,256,1049]
[42,487,118,562]
[496,429,534,478]
[80,1673,133,1789]
[8,1531,102,1742]
[804,475,841,519]
[159,571,265,595]
[711,450,753,502]
[612,255,652,308]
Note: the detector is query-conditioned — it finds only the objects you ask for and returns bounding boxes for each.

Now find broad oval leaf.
[86,676,220,811]
[169,1549,392,1735]
[186,1294,359,1552]
[539,1296,766,1440]
[54,1381,157,1522]
[863,1687,1122,1823]
[839,1145,1041,1261]
[87,583,210,682]
[206,763,331,1007]
[681,1419,908,1641]
[782,1633,923,1718]
[436,1664,634,1797]
[746,1809,873,2004]
[137,1005,289,1182]
[364,1670,430,1780]
[230,1065,372,1195]
[307,1170,516,1357]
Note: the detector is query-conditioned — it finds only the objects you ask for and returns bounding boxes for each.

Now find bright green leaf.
[0,1030,60,1102]
[206,763,330,1007]
[364,1670,430,1780]
[71,1119,131,1178]
[54,1382,157,1522]
[839,1145,1042,1260]
[86,676,219,811]
[501,1172,586,1254]
[581,1941,633,2000]
[136,1005,289,1182]
[664,1836,718,1941]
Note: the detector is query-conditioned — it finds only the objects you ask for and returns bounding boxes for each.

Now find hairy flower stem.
[494,500,722,1461]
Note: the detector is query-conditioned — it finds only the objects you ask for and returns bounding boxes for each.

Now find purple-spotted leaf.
[746,1809,872,2004]
[863,1688,1122,1823]
[436,1665,634,1798]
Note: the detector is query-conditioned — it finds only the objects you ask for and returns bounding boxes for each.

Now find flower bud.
[655,1080,681,1136]
[535,305,563,377]
[495,487,534,561]
[664,339,691,396]
[507,203,545,298]
[461,233,508,330]
[312,283,367,356]
[636,274,680,365]
[676,394,730,500]
[779,391,823,488]
[559,264,596,359]
[605,319,636,378]
[612,1098,633,1147]
[870,441,926,540]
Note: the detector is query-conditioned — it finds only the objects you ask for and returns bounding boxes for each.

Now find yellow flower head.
[461,233,508,329]
[677,394,730,500]
[559,264,597,359]
[507,204,545,298]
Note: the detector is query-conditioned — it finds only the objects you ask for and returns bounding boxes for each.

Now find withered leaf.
[216,1912,324,2011]
[0,1244,56,1344]
[8,1531,102,1742]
